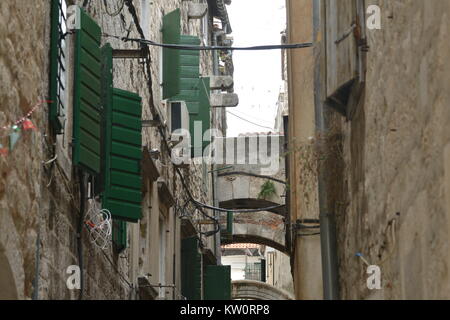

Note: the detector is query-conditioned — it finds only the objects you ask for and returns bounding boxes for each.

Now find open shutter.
[170,36,211,158]
[102,88,143,222]
[112,220,127,252]
[181,237,202,300]
[204,265,231,300]
[162,9,182,99]
[192,77,211,157]
[171,35,201,113]
[94,43,114,196]
[325,0,360,116]
[73,7,102,174]
[49,0,68,133]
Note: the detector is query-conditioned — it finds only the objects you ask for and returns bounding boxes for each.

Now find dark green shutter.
[102,88,143,222]
[73,7,102,174]
[162,9,181,99]
[112,220,127,252]
[173,35,201,115]
[49,0,67,133]
[98,43,113,195]
[169,36,211,158]
[204,265,231,300]
[181,237,202,300]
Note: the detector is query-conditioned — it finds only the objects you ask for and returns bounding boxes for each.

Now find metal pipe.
[313,0,339,300]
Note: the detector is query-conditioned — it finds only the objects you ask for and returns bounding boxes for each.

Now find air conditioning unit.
[167,101,190,167]
[167,101,189,140]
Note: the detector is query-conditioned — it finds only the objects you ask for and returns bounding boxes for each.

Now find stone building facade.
[286,0,450,299]
[0,0,233,300]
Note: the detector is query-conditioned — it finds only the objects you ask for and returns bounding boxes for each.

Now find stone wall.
[0,0,216,300]
[335,0,450,299]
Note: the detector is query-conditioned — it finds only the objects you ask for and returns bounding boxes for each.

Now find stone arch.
[217,173,286,216]
[221,212,288,254]
[219,199,285,216]
[0,246,19,299]
[232,280,294,300]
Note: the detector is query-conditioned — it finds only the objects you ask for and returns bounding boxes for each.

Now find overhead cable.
[103,33,313,51]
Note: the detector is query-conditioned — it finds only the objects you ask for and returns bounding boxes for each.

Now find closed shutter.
[73,7,102,174]
[102,88,143,222]
[181,237,202,300]
[162,9,182,99]
[325,0,358,97]
[204,265,231,300]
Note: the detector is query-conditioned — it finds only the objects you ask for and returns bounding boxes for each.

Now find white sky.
[226,0,286,137]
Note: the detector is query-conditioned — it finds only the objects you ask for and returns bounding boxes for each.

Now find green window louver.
[181,237,202,300]
[204,265,231,300]
[192,77,211,158]
[162,9,182,99]
[73,7,102,174]
[49,0,68,134]
[112,220,127,252]
[102,88,143,223]
[169,35,211,158]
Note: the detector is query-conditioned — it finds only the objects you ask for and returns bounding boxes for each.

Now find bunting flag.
[9,126,21,151]
[0,100,51,156]
[0,143,8,156]
[22,119,36,130]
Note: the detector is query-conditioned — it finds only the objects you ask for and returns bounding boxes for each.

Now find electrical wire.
[120,0,287,237]
[102,33,313,51]
[226,111,274,130]
[192,200,285,213]
[123,37,314,51]
[230,109,275,126]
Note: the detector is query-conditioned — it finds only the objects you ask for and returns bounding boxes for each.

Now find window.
[50,0,69,133]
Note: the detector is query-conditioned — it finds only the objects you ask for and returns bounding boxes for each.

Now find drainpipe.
[212,30,223,265]
[313,0,339,300]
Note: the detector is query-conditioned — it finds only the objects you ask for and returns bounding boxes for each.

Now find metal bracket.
[112,48,147,59]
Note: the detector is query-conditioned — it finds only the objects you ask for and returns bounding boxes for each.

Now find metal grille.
[244,262,261,281]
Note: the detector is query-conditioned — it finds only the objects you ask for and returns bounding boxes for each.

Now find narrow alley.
[0,0,450,308]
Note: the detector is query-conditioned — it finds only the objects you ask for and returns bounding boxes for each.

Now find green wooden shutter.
[49,0,68,133]
[174,35,201,115]
[162,9,181,99]
[102,88,143,222]
[204,265,231,300]
[181,237,202,300]
[112,220,127,252]
[192,77,211,157]
[73,7,102,174]
[169,36,211,158]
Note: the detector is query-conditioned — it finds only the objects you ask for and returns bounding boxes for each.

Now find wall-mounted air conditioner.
[167,101,189,140]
